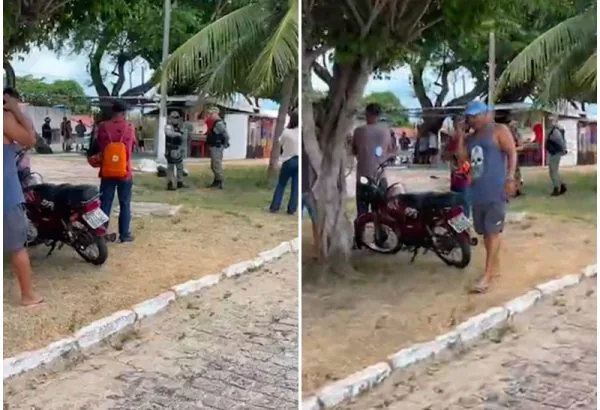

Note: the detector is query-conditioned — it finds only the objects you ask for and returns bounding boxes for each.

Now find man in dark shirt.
[41,117,52,145]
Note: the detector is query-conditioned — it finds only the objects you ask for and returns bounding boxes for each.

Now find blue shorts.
[4,204,27,253]
[472,202,506,236]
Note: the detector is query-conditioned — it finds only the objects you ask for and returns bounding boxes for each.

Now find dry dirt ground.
[302,216,596,394]
[336,279,596,410]
[4,156,296,357]
[4,255,298,410]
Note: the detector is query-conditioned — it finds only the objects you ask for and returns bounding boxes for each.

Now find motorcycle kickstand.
[410,248,419,263]
[46,241,57,257]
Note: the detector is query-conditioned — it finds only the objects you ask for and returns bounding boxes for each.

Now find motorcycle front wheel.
[355,213,402,254]
[73,235,108,265]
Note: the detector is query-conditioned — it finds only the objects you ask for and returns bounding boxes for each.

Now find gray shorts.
[472,202,506,236]
[4,204,27,253]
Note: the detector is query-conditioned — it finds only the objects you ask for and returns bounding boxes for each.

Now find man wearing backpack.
[545,115,567,196]
[96,101,136,243]
[205,107,230,189]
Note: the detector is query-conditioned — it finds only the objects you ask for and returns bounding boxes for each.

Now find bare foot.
[469,276,491,294]
[22,293,44,307]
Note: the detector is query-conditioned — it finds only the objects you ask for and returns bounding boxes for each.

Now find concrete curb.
[304,268,594,408]
[3,239,296,380]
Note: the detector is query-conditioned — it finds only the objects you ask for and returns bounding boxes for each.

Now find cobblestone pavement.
[4,255,298,410]
[338,279,596,410]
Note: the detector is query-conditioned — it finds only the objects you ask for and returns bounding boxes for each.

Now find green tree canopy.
[404,0,580,133]
[362,91,409,126]
[497,0,596,103]
[15,75,91,114]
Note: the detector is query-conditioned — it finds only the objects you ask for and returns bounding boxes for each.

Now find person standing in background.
[96,101,136,243]
[75,120,86,152]
[428,130,439,164]
[205,107,230,189]
[60,116,72,152]
[352,103,393,217]
[269,111,299,215]
[508,119,524,196]
[42,117,52,146]
[3,89,44,306]
[164,111,187,191]
[545,115,568,196]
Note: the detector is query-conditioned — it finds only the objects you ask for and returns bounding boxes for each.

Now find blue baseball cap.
[464,101,491,116]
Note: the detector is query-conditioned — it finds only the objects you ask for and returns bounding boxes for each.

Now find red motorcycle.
[354,158,474,268]
[17,150,109,265]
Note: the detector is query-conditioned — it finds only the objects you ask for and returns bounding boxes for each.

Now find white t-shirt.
[279,127,299,162]
[428,132,438,149]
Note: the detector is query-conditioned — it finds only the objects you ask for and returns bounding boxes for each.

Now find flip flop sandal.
[23,298,45,308]
[470,278,489,294]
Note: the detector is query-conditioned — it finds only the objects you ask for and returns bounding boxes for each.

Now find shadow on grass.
[133,164,277,213]
[512,170,597,222]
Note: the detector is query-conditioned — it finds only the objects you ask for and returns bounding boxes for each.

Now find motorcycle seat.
[30,183,99,204]
[395,191,463,209]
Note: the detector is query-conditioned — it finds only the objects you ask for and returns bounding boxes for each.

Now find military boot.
[167,182,176,191]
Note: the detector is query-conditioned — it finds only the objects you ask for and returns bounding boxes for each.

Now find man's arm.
[3,111,36,148]
[496,124,517,180]
[214,121,230,146]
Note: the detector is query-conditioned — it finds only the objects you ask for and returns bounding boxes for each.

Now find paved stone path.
[337,279,597,410]
[4,255,298,410]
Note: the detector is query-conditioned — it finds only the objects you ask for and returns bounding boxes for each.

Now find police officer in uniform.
[164,110,187,190]
[206,107,230,189]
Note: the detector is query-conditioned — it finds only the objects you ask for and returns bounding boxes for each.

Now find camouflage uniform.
[207,118,230,189]
[165,113,187,190]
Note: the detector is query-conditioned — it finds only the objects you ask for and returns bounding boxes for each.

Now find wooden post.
[488,30,496,106]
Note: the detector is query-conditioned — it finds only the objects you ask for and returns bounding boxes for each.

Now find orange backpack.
[100,130,128,179]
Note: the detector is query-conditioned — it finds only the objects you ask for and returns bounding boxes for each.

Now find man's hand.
[504,178,517,197]
[3,94,21,113]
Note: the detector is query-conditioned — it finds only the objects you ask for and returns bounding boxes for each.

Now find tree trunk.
[267,71,296,177]
[303,55,372,267]
[4,59,16,88]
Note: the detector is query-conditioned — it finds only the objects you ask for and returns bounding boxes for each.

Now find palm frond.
[575,51,597,90]
[247,0,298,95]
[540,40,594,101]
[159,3,265,84]
[497,9,596,94]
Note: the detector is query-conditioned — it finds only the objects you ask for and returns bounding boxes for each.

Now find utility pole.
[488,30,496,107]
[156,0,172,160]
[140,64,145,117]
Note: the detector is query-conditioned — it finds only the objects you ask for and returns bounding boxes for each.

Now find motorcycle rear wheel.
[74,235,108,265]
[431,229,471,269]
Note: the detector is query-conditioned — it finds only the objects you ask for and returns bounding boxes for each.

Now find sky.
[11,47,597,119]
[10,46,280,111]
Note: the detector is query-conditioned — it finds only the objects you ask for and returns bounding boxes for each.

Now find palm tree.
[161,0,298,173]
[497,4,596,103]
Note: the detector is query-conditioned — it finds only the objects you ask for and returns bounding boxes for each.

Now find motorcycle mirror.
[374,146,383,157]
[359,176,369,185]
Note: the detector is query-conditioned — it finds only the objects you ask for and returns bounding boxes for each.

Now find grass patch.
[512,170,596,222]
[133,164,276,212]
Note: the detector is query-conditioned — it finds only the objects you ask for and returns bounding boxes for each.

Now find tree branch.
[111,53,128,96]
[312,62,333,86]
[89,37,110,97]
[121,78,156,96]
[410,60,432,108]
[344,0,365,31]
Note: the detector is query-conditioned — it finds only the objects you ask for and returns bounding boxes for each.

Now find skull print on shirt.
[470,145,484,179]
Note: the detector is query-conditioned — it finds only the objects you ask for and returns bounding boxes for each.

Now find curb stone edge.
[304,268,593,408]
[3,240,295,380]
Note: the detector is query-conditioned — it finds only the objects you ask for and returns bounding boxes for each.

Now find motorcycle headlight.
[359,176,369,185]
[23,173,44,187]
